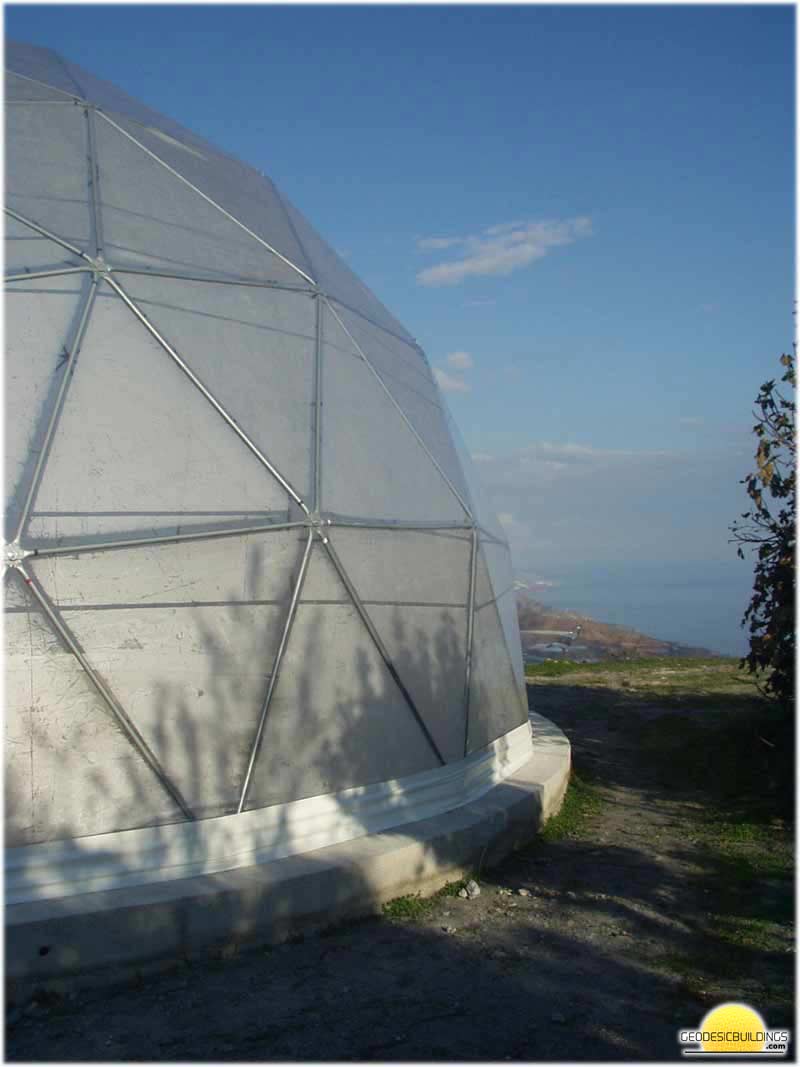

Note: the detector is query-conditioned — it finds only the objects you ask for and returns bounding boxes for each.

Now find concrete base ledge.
[7,713,570,993]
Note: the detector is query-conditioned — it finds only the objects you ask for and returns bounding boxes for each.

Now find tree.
[730,351,795,708]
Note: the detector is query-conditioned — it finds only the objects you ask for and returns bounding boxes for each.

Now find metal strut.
[237,527,314,813]
[322,535,446,766]
[5,266,94,284]
[84,105,105,260]
[312,293,324,512]
[462,527,479,756]
[26,520,308,559]
[18,563,194,820]
[109,265,314,294]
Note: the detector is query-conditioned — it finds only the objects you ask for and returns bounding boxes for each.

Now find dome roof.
[5,41,528,848]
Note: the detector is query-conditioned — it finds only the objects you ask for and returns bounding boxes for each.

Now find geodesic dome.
[4,41,530,862]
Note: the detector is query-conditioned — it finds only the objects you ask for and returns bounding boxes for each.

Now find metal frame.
[5,266,93,283]
[24,520,307,559]
[4,69,531,838]
[462,527,478,756]
[109,265,314,293]
[322,535,446,767]
[96,110,317,288]
[17,519,470,561]
[85,105,104,259]
[237,527,314,813]
[16,563,194,819]
[319,516,471,531]
[312,293,324,512]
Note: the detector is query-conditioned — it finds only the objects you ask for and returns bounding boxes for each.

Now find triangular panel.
[5,102,92,253]
[94,114,308,285]
[99,111,314,282]
[320,303,465,522]
[119,274,316,503]
[479,537,525,689]
[5,71,78,103]
[30,529,306,820]
[282,197,415,342]
[4,569,186,845]
[445,407,508,542]
[329,526,470,762]
[5,273,88,539]
[466,597,529,755]
[5,214,87,274]
[243,541,441,810]
[6,41,85,100]
[331,304,472,509]
[28,284,291,545]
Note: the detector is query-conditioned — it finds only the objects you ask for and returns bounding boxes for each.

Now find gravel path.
[6,680,794,1061]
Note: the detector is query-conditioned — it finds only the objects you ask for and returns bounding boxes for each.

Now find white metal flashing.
[6,720,534,905]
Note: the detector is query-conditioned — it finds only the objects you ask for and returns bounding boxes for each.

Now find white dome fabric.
[4,42,529,849]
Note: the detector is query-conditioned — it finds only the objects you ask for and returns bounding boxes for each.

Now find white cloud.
[433,367,470,394]
[416,217,592,286]
[417,236,463,251]
[446,350,474,370]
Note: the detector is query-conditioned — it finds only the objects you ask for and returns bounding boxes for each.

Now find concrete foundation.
[6,712,570,994]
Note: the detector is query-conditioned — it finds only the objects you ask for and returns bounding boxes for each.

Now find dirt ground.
[6,672,794,1062]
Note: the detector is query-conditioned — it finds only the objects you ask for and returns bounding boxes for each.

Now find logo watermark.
[678,1002,790,1057]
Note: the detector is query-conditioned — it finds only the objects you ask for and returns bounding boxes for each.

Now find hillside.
[517,594,719,663]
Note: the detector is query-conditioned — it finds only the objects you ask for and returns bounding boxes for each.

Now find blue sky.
[5,4,795,651]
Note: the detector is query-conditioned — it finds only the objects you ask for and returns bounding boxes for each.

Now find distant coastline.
[516,594,722,664]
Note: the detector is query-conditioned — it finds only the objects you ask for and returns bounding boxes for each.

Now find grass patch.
[540,772,603,842]
[694,811,793,882]
[526,656,738,678]
[381,877,469,922]
[711,915,790,953]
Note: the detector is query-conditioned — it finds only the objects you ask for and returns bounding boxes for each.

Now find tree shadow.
[6,550,793,1061]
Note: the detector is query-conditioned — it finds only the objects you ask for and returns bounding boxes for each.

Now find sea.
[517,558,755,658]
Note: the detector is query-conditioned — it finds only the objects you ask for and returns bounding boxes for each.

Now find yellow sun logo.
[699,1003,767,1053]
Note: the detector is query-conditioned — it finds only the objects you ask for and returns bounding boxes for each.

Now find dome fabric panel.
[5,571,186,845]
[466,597,529,754]
[319,301,467,522]
[29,531,305,822]
[119,275,317,505]
[5,273,87,540]
[5,215,86,273]
[94,115,306,285]
[5,70,77,103]
[97,111,315,283]
[4,41,530,847]
[27,286,292,546]
[329,527,472,762]
[243,542,442,810]
[5,41,85,100]
[6,103,92,252]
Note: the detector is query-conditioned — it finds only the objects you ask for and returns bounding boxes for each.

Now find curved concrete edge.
[6,712,570,994]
